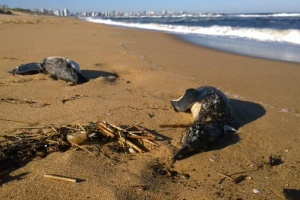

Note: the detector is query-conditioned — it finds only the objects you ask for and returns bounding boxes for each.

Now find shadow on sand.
[230,99,266,130]
[0,159,31,186]
[177,99,266,160]
[81,70,118,80]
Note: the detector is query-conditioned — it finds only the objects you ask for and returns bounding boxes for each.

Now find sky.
[1,0,299,14]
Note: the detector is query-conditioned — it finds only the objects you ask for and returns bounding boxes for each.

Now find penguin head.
[172,122,223,162]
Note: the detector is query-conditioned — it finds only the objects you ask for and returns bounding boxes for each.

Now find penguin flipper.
[171,88,200,112]
[11,63,43,75]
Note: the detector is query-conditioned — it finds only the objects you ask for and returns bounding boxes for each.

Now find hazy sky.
[1,0,299,13]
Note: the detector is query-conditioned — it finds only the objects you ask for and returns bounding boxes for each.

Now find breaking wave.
[85,17,300,45]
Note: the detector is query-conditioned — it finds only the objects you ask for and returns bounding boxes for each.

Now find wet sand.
[0,14,300,199]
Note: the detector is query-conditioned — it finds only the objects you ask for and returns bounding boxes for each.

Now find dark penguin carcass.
[12,57,88,84]
[171,86,236,161]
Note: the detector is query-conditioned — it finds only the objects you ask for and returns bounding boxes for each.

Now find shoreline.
[1,14,300,199]
[178,34,300,64]
[83,16,300,64]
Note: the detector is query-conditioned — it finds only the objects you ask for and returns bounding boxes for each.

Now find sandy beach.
[1,14,300,199]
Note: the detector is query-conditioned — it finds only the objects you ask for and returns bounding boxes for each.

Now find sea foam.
[85,17,300,45]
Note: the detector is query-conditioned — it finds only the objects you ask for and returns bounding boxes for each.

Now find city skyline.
[1,0,299,14]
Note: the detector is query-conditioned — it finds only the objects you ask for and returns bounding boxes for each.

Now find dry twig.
[44,174,78,183]
[159,124,191,128]
[69,142,97,157]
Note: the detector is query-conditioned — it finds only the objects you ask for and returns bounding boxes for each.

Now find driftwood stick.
[100,122,116,133]
[128,131,143,134]
[134,125,156,139]
[104,122,147,139]
[102,122,147,152]
[120,138,144,153]
[127,130,159,146]
[78,123,86,132]
[124,122,143,130]
[159,124,191,128]
[127,134,154,140]
[100,122,116,135]
[104,121,127,132]
[51,126,60,135]
[45,139,60,144]
[126,132,159,146]
[98,125,116,138]
[62,126,80,131]
[217,173,234,180]
[0,117,31,124]
[44,174,78,182]
[15,126,47,129]
[70,142,97,157]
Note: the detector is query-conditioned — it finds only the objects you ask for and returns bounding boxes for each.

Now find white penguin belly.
[190,102,202,120]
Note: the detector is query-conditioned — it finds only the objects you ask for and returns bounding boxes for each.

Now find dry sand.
[0,14,300,199]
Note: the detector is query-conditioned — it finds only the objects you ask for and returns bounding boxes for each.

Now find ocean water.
[83,13,300,63]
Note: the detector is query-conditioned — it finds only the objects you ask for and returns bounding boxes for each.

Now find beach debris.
[281,108,290,113]
[181,173,190,180]
[283,189,300,200]
[159,123,192,128]
[66,131,87,145]
[98,121,159,153]
[269,154,283,166]
[0,97,50,107]
[105,74,118,83]
[0,121,159,173]
[253,189,261,194]
[62,94,88,104]
[128,148,137,153]
[151,162,178,177]
[0,117,35,124]
[0,128,71,170]
[150,161,192,182]
[170,86,235,161]
[44,174,79,183]
[132,185,150,191]
[11,57,89,84]
[218,173,248,184]
[2,56,19,61]
[1,97,37,105]
[233,175,247,184]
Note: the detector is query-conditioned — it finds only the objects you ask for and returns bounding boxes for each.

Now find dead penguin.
[12,57,88,84]
[171,86,236,161]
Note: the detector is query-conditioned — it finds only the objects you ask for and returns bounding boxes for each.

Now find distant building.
[48,9,53,15]
[40,8,54,15]
[54,9,60,16]
[63,8,70,16]
[40,8,46,14]
[91,12,99,17]
[82,11,89,17]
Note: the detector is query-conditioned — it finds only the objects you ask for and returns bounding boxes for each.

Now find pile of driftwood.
[97,121,159,153]
[0,121,159,172]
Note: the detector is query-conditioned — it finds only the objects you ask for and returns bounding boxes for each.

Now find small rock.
[253,189,261,194]
[269,154,283,166]
[281,108,290,113]
[181,174,190,180]
[129,148,137,153]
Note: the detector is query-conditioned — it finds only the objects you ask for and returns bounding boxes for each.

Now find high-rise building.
[63,8,70,16]
[54,9,60,16]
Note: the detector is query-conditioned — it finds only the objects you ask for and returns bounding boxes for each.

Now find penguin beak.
[172,145,191,162]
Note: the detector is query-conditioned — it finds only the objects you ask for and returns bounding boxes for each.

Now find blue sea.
[83,13,300,63]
